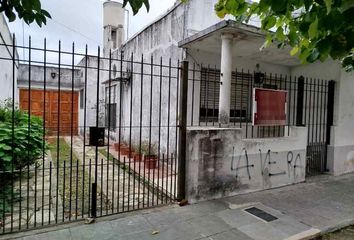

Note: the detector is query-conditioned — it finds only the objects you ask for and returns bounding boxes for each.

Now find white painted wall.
[327,70,354,175]
[77,56,106,137]
[290,60,341,81]
[0,13,18,103]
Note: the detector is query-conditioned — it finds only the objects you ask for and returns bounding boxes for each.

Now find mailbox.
[89,127,105,146]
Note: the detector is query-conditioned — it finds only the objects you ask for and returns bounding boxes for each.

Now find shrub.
[0,99,46,216]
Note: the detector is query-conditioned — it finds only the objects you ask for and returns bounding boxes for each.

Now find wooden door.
[19,89,79,136]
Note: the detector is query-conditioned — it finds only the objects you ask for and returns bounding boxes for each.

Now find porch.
[178,20,334,177]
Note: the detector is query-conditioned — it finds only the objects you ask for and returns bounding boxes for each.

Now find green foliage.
[123,0,150,15]
[0,99,46,215]
[214,0,354,71]
[0,0,51,26]
[0,100,45,172]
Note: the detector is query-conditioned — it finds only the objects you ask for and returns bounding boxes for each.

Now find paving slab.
[4,173,354,240]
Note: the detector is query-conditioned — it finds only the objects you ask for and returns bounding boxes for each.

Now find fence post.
[296,76,305,126]
[324,80,335,171]
[177,61,188,201]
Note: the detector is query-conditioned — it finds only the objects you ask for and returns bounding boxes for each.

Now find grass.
[49,138,91,216]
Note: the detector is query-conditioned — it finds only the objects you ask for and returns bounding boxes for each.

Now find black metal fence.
[0,38,180,234]
[0,36,335,235]
[186,64,334,175]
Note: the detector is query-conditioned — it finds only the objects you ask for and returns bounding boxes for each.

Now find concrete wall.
[0,13,18,103]
[17,64,82,91]
[186,126,307,203]
[77,56,106,136]
[327,70,354,175]
[290,60,341,81]
[105,2,187,153]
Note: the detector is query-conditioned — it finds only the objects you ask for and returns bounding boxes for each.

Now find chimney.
[103,0,125,56]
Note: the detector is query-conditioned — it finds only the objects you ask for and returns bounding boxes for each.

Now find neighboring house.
[96,0,354,178]
[0,13,19,103]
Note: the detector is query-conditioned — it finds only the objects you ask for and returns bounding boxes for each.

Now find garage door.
[19,89,78,136]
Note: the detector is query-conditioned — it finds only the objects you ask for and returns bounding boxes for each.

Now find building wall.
[100,0,354,178]
[110,0,295,150]
[186,126,307,203]
[0,13,18,103]
[106,2,188,154]
[327,70,354,175]
[17,64,82,91]
[290,59,341,81]
[77,56,106,136]
[289,60,354,176]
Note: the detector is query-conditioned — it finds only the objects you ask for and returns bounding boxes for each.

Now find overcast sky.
[7,0,176,63]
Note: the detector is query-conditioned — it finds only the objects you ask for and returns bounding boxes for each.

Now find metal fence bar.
[177,61,188,201]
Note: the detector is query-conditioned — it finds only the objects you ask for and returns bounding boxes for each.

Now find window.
[200,68,252,122]
[111,29,117,49]
[80,89,84,109]
[105,85,117,130]
[113,64,117,78]
[105,103,117,130]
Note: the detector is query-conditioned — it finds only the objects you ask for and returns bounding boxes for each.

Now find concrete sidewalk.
[3,173,354,240]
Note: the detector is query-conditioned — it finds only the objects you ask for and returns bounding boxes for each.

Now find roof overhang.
[178,20,301,67]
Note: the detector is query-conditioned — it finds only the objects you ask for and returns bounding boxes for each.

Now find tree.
[214,0,354,71]
[0,0,51,26]
[123,0,150,15]
[0,0,150,26]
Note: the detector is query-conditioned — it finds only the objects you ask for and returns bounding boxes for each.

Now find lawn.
[49,138,91,217]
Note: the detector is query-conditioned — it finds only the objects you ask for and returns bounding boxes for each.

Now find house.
[94,0,354,200]
[6,0,354,202]
[0,13,19,103]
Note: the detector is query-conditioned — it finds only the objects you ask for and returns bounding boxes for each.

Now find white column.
[219,33,234,125]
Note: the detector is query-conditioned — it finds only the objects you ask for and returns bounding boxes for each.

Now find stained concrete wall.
[0,13,18,103]
[186,126,307,203]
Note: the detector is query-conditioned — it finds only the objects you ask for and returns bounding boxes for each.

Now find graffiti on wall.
[230,147,303,183]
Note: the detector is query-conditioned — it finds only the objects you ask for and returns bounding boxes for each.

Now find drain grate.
[244,207,278,222]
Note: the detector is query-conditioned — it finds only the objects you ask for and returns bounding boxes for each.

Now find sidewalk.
[3,173,354,240]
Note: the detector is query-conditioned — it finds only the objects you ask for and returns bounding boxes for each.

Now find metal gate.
[0,38,183,234]
[300,79,335,175]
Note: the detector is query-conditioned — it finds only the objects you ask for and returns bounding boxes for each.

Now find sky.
[7,0,176,63]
